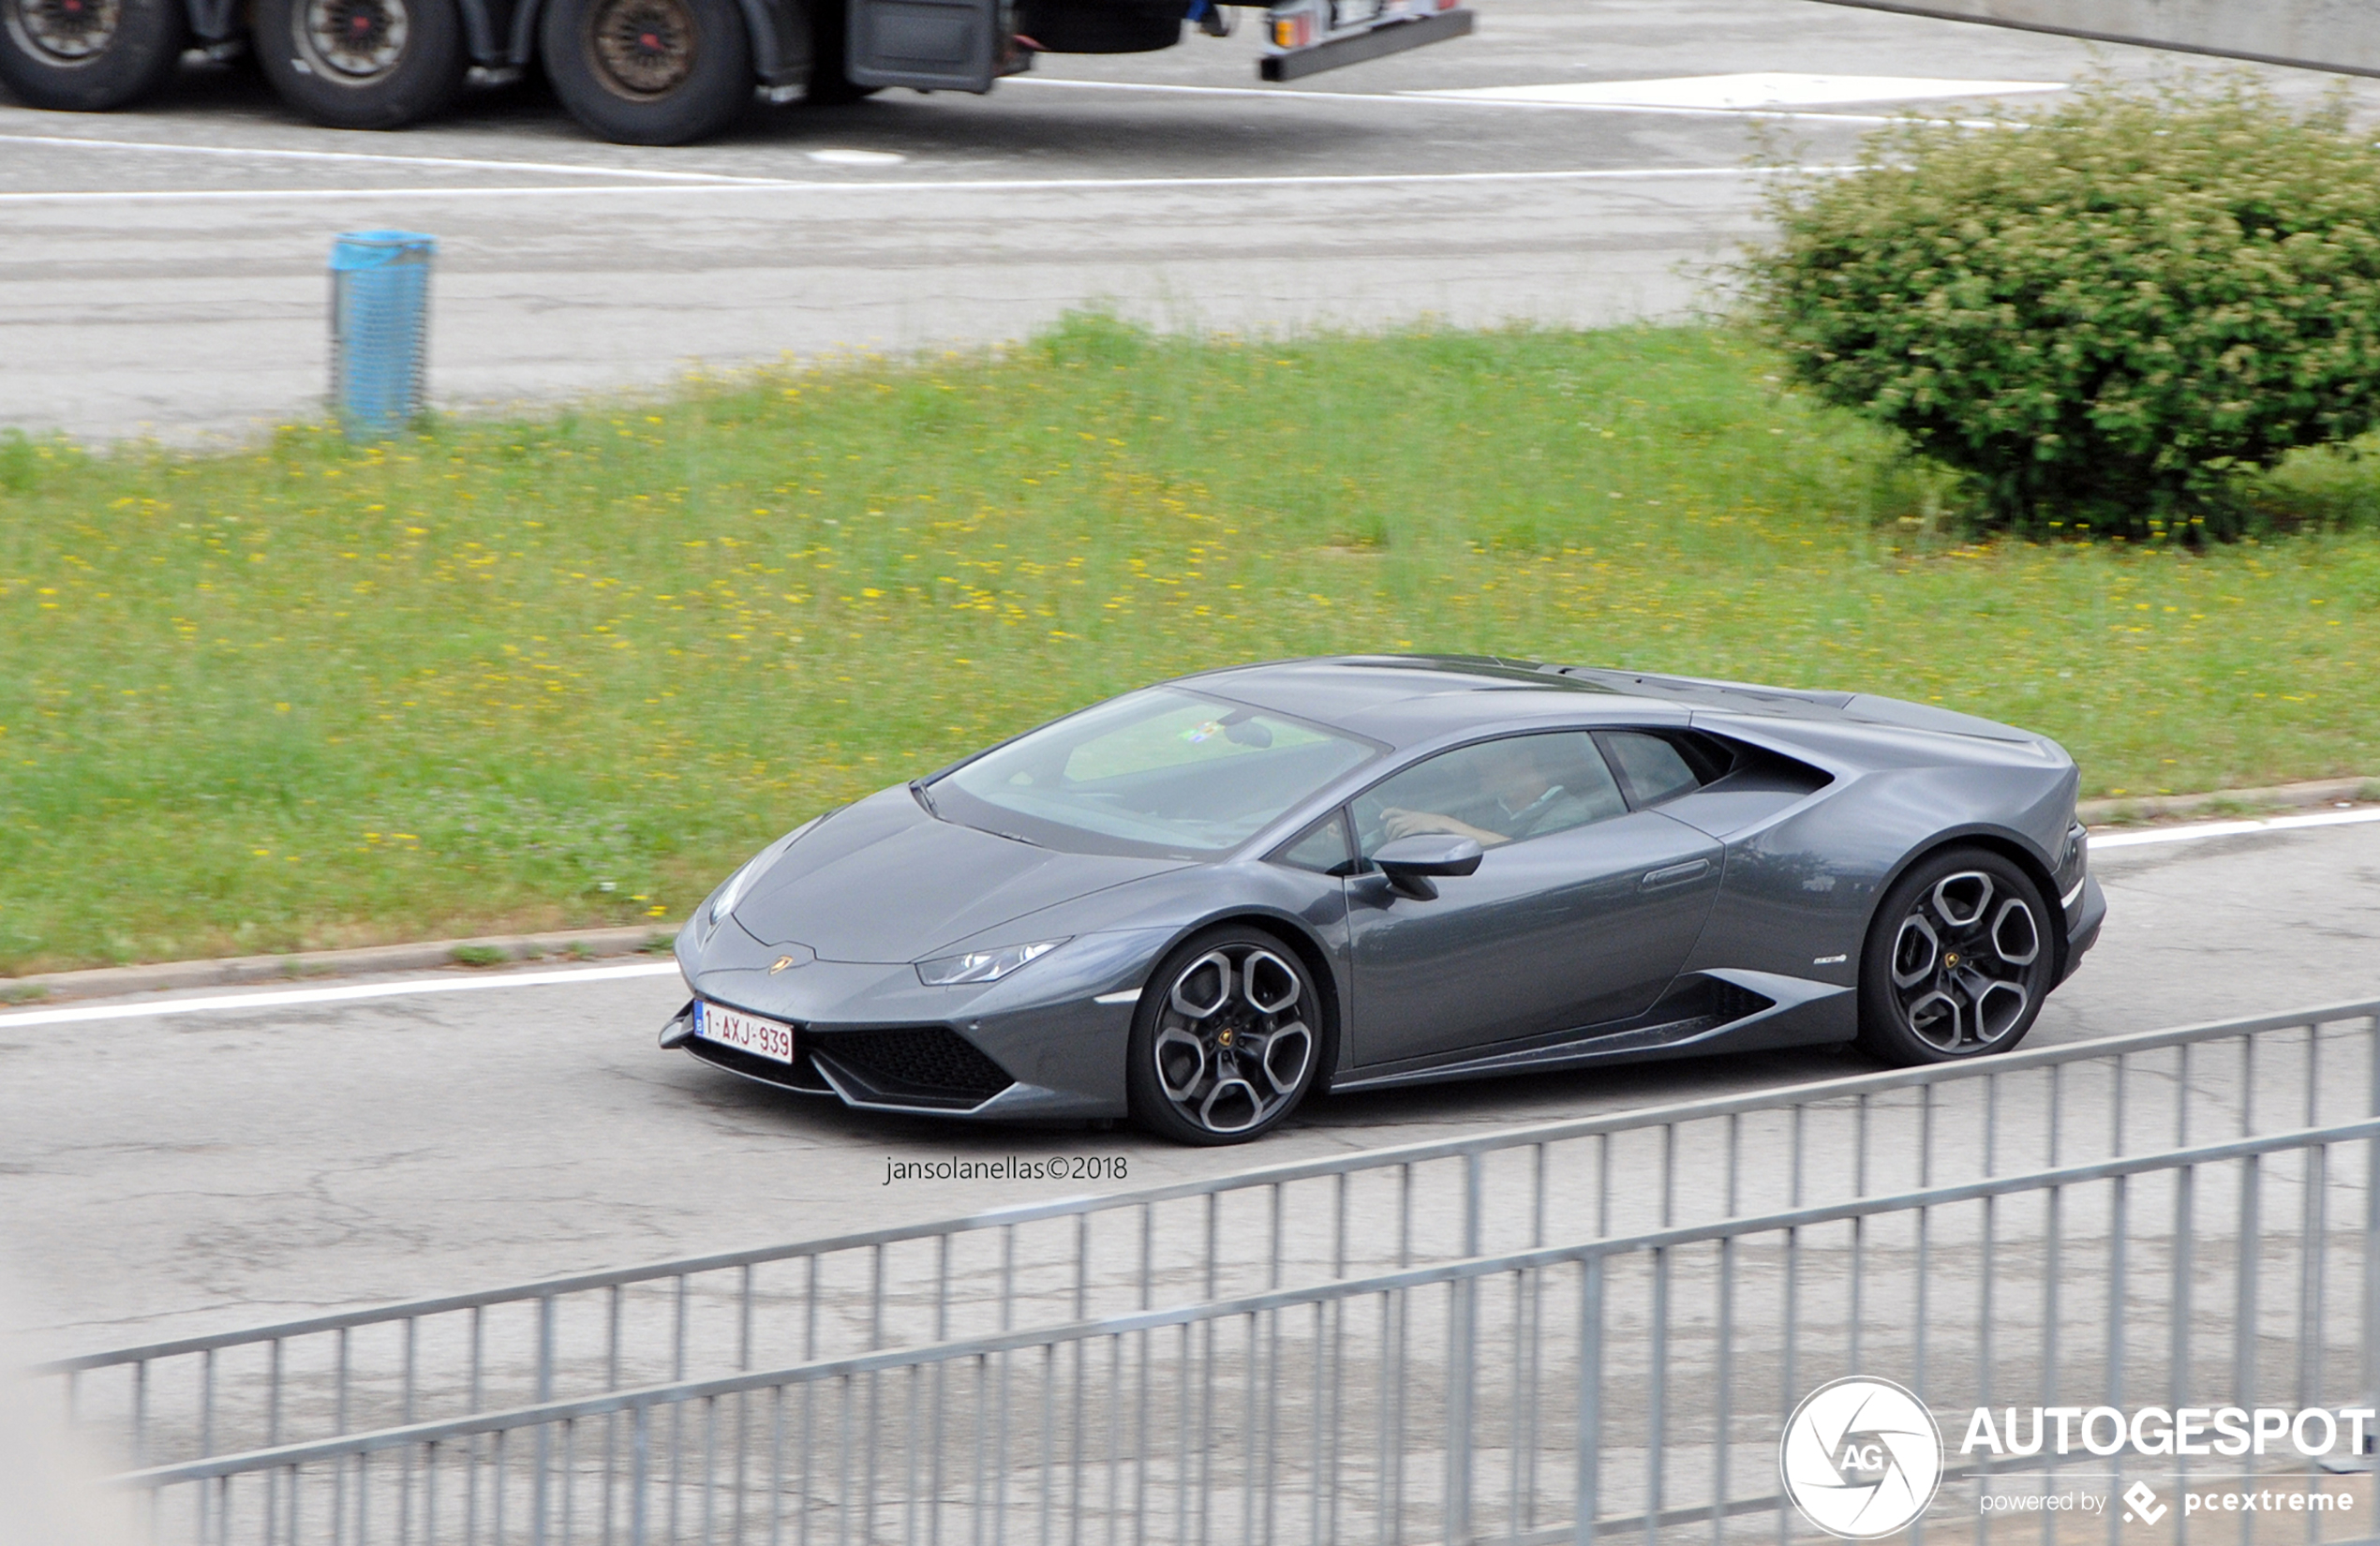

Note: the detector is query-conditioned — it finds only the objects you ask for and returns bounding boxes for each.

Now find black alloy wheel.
[255,0,465,127]
[1856,846,2055,1064]
[1127,926,1322,1145]
[0,0,184,111]
[543,0,746,144]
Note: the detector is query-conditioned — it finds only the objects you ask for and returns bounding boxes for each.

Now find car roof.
[1179,655,1685,750]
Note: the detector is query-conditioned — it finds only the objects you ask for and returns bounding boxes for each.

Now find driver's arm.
[1379,806,1510,846]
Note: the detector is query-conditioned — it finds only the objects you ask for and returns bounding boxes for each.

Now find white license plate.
[697,1002,796,1064]
[1331,0,1382,25]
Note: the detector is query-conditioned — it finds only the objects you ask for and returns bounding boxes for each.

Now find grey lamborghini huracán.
[661,657,2104,1144]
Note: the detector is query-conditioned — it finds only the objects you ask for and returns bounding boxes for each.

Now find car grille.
[809,1026,1015,1106]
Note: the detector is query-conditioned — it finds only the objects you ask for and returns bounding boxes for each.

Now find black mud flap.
[848,0,1006,91]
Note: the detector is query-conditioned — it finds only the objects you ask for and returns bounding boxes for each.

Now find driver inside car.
[1378,734,1620,848]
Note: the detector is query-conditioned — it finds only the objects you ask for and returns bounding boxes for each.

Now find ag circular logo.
[1778,1376,1944,1539]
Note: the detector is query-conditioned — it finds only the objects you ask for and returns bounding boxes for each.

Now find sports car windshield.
[931,689,1379,858]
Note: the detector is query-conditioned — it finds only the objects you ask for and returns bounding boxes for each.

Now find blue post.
[329,230,437,439]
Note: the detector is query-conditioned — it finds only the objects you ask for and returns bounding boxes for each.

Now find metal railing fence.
[45,1000,2380,1483]
[112,1112,2380,1546]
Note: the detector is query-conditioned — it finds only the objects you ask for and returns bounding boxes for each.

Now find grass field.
[5,318,2378,974]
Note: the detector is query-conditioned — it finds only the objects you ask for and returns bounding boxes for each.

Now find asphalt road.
[3,814,2376,1365]
[6,0,2374,442]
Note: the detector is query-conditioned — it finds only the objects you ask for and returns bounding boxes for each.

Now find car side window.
[1351,732,1629,859]
[1272,809,1358,876]
[1598,731,1706,809]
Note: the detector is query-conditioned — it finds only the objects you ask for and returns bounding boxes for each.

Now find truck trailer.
[0,0,1471,143]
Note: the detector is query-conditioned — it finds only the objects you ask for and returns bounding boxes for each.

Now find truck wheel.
[255,0,467,128]
[799,0,874,104]
[0,0,186,111]
[543,0,749,144]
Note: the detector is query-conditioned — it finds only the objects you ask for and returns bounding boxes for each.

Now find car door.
[1341,730,1723,1068]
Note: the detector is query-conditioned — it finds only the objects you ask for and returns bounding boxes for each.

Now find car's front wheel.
[0,0,185,111]
[1127,926,1321,1145]
[1856,846,2055,1064]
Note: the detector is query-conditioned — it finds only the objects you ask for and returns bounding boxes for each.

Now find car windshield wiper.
[916,780,1046,847]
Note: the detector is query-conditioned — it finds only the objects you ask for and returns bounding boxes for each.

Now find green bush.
[1739,78,2380,539]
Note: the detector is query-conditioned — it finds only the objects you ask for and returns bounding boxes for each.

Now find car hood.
[726,785,1194,963]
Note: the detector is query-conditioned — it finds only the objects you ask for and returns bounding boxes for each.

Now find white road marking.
[1414,72,2062,110]
[2092,806,2380,850]
[806,148,909,166]
[0,131,777,183]
[0,961,682,1029]
[1010,73,1997,125]
[0,162,1849,206]
[0,70,2031,204]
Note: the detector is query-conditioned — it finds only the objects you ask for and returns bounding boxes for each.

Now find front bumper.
[2059,873,2106,983]
[662,923,1175,1122]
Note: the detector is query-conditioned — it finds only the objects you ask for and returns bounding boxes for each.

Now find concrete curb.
[2077,775,2380,825]
[6,774,2373,1007]
[4,924,677,1006]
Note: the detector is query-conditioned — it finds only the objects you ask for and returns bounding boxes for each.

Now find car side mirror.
[1371,834,1484,900]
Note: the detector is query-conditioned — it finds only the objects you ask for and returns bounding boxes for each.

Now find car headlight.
[709,860,760,930]
[706,818,820,935]
[915,939,1068,987]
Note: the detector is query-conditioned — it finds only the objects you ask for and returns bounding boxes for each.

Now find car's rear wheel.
[542,0,750,144]
[0,0,184,111]
[1856,846,2055,1064]
[255,0,467,128]
[1127,926,1320,1145]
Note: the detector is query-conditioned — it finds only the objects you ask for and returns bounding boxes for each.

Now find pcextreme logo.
[1779,1377,1946,1539]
